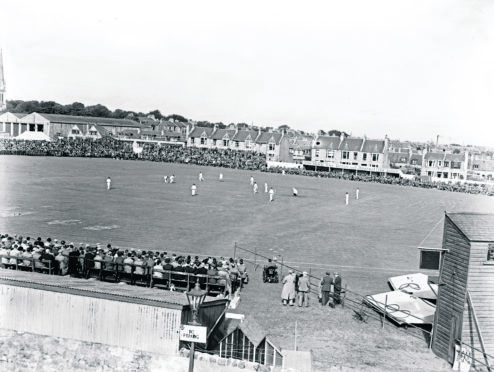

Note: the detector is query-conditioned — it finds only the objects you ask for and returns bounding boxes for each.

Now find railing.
[0,255,241,296]
[0,255,54,274]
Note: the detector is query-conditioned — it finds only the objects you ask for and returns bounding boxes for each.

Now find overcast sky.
[1,0,493,146]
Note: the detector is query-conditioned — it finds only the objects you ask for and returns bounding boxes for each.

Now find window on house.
[428,160,434,167]
[89,130,98,136]
[342,151,349,159]
[29,124,36,132]
[444,161,449,167]
[269,143,275,151]
[427,171,432,176]
[71,129,80,135]
[353,152,358,160]
[190,137,195,143]
[327,151,334,159]
[400,157,406,163]
[443,172,448,178]
[438,161,442,167]
[487,244,494,261]
[223,139,229,146]
[411,159,417,165]
[363,153,367,161]
[372,153,379,161]
[473,164,479,169]
[235,141,239,147]
[245,140,251,149]
[37,124,44,132]
[200,136,207,145]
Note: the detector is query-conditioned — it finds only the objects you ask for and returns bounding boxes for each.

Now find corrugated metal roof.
[39,114,140,128]
[447,213,494,242]
[0,270,219,307]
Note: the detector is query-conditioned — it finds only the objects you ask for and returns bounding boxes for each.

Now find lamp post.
[185,281,207,372]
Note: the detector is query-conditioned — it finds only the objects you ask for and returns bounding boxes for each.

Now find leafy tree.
[147,110,163,120]
[165,114,188,122]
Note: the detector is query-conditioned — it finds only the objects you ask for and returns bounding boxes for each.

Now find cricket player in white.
[253,182,258,193]
[106,177,111,190]
[269,187,274,202]
[199,172,205,182]
[219,173,223,181]
[170,175,175,183]
[164,175,168,183]
[191,184,197,196]
[292,187,298,196]
[356,188,359,200]
[345,192,349,205]
[264,182,268,193]
[250,176,254,186]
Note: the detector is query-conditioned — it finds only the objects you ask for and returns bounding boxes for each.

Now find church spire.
[0,49,5,111]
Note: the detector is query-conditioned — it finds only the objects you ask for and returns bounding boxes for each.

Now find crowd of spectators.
[0,138,267,170]
[0,233,248,297]
[266,167,494,196]
[0,138,492,195]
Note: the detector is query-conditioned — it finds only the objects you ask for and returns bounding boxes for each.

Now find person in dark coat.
[320,272,333,306]
[333,272,342,306]
[68,247,80,277]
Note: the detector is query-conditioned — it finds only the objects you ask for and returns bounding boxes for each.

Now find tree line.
[3,99,348,136]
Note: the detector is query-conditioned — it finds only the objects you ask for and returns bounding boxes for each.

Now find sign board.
[179,324,207,343]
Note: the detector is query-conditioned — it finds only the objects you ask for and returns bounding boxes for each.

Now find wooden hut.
[213,316,283,367]
[431,212,494,368]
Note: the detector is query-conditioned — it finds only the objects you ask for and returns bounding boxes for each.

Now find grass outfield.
[2,156,494,371]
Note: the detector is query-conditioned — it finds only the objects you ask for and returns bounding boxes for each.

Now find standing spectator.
[281,270,296,306]
[320,272,333,307]
[55,249,69,276]
[297,272,311,307]
[333,272,342,307]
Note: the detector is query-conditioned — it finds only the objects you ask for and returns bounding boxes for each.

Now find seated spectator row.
[0,233,249,298]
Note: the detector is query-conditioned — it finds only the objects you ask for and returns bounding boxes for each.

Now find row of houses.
[0,111,491,182]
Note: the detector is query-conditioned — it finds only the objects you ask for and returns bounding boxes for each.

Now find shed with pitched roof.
[214,316,283,367]
[432,212,494,368]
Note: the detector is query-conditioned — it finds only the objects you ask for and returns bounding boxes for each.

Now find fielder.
[292,187,298,196]
[169,175,175,183]
[253,182,259,193]
[356,188,359,200]
[345,192,349,205]
[250,176,254,186]
[164,175,168,183]
[191,184,197,196]
[264,182,268,193]
[106,177,111,190]
[199,172,205,182]
[269,187,275,202]
[219,173,224,182]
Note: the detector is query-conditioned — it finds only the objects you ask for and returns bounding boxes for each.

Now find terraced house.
[421,151,468,181]
[306,134,392,175]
